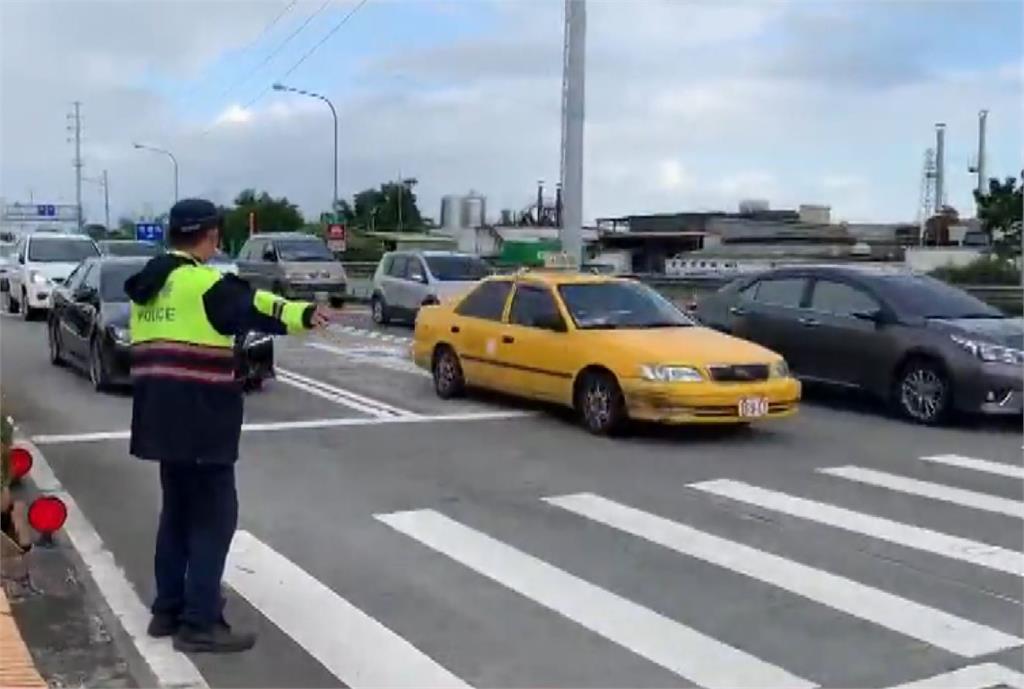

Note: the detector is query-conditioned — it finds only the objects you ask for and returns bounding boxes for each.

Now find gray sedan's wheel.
[48,321,65,366]
[89,337,110,391]
[432,346,465,399]
[576,371,626,435]
[896,359,949,425]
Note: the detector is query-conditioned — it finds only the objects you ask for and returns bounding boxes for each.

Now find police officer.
[124,199,329,653]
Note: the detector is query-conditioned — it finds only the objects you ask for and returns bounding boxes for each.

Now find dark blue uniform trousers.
[152,462,238,629]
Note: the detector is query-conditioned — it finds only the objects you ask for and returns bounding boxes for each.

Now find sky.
[1,0,1021,227]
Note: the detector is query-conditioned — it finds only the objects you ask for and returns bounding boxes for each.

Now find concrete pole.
[102,169,110,230]
[72,101,83,231]
[976,110,988,196]
[934,123,946,211]
[560,0,586,267]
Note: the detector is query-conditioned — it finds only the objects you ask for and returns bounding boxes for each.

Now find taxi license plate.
[314,291,329,303]
[738,397,769,418]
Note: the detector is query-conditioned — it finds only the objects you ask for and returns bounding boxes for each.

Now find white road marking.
[888,662,1024,689]
[689,479,1024,577]
[277,367,416,417]
[20,439,208,688]
[376,508,814,689]
[548,493,1022,658]
[226,530,468,689]
[919,454,1024,480]
[31,411,534,445]
[306,341,429,378]
[820,466,1024,519]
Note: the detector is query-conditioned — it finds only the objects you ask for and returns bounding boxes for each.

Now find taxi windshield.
[558,281,694,330]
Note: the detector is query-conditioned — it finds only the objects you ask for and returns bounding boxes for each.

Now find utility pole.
[68,101,84,231]
[560,0,586,267]
[101,170,110,230]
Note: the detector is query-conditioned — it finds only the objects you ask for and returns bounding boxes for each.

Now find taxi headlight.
[951,334,1024,365]
[640,364,703,383]
[30,271,48,285]
[771,359,790,378]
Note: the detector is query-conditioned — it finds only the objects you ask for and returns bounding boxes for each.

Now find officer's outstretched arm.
[203,274,315,337]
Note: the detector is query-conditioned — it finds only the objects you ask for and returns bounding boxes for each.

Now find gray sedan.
[696,264,1022,424]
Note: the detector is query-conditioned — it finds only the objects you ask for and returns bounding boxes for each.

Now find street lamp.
[273,82,338,215]
[133,142,179,202]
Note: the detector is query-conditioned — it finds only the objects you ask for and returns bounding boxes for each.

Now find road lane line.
[547,493,1022,657]
[919,454,1024,480]
[20,439,208,688]
[277,374,400,418]
[306,342,430,378]
[31,411,534,445]
[819,466,1024,519]
[277,367,416,417]
[225,531,468,689]
[376,508,814,689]
[888,662,1024,689]
[689,479,1024,576]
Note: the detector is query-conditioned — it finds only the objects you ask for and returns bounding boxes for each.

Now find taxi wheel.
[432,346,465,399]
[576,371,626,435]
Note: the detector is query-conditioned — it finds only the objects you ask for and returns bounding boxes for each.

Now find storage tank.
[738,199,770,214]
[440,195,462,233]
[460,191,486,229]
[500,209,513,226]
[799,204,831,224]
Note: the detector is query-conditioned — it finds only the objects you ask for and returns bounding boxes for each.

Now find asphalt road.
[2,309,1022,689]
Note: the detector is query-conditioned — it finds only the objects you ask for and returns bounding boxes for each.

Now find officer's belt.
[131,340,236,384]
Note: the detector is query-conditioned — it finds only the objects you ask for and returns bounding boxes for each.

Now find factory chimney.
[555,183,563,228]
[537,180,544,226]
[934,123,946,210]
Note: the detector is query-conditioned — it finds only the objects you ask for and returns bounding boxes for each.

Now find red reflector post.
[9,446,33,481]
[28,496,67,536]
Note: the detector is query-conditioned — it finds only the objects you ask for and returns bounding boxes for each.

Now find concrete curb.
[0,581,46,687]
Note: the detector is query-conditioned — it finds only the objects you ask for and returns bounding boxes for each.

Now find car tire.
[432,345,465,399]
[894,358,950,425]
[21,289,34,321]
[6,291,18,314]
[371,295,390,325]
[329,296,345,309]
[89,337,110,392]
[48,321,65,367]
[576,370,626,435]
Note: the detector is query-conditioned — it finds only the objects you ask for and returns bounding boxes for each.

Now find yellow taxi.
[412,270,801,434]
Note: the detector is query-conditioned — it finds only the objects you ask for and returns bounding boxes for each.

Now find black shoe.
[147,613,179,638]
[173,621,256,654]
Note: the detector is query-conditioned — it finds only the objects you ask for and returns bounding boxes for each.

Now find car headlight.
[639,364,703,382]
[951,334,1024,365]
[771,359,790,378]
[30,271,48,285]
[109,326,130,344]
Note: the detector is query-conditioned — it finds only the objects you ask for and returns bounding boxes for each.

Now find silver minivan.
[237,233,347,307]
[371,250,491,324]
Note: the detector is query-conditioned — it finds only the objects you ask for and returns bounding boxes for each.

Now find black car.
[47,257,274,392]
[97,240,163,257]
[697,265,1023,424]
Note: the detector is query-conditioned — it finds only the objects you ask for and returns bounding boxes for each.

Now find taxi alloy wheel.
[897,360,948,425]
[578,371,625,435]
[433,346,465,399]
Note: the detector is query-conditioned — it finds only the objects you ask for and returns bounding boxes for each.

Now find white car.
[209,250,238,275]
[7,233,101,319]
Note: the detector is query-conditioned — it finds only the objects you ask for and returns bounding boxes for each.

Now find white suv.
[7,233,100,319]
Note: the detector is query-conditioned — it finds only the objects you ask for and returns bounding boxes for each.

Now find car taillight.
[9,446,32,482]
[28,496,67,540]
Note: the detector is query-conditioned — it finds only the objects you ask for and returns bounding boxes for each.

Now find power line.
[244,0,371,110]
[176,0,300,107]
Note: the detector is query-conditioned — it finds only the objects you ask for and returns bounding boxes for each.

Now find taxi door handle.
[502,335,514,344]
[450,325,460,334]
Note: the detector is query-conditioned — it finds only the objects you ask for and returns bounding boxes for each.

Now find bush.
[930,256,1021,286]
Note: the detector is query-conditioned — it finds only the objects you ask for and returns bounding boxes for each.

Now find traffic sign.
[326,223,346,252]
[135,222,165,243]
[36,204,56,217]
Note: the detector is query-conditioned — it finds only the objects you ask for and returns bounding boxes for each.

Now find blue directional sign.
[135,222,165,242]
[36,204,56,217]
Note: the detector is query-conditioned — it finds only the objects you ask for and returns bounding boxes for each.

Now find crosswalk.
[222,453,1024,688]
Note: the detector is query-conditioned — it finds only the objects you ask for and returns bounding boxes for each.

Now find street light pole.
[273,83,338,214]
[83,169,111,230]
[133,142,179,203]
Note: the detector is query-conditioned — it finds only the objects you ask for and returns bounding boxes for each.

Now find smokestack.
[934,123,946,210]
[537,180,544,226]
[976,110,988,196]
[555,183,563,228]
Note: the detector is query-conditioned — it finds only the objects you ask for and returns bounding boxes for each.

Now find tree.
[221,189,304,253]
[348,180,423,232]
[974,171,1023,257]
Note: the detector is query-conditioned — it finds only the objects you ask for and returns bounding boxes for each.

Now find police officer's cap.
[169,198,223,234]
